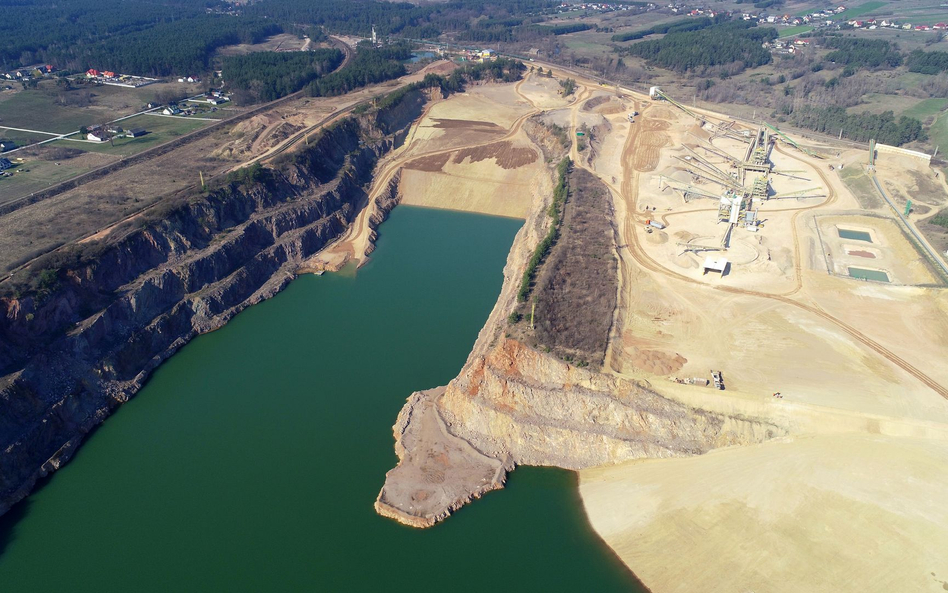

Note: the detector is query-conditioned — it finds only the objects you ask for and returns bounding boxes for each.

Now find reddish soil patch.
[453,141,537,170]
[405,152,451,172]
[430,118,504,131]
[848,250,876,259]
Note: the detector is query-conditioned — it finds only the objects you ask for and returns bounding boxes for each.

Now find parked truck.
[646,219,665,230]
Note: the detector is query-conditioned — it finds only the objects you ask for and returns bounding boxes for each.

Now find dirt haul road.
[311,76,547,268]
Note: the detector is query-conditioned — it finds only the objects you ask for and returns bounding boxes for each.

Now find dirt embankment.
[0,98,426,516]
[509,167,618,367]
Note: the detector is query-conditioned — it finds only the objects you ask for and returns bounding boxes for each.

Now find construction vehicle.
[646,219,665,230]
[711,370,724,390]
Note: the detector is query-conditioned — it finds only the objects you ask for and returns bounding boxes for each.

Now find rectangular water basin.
[838,228,873,242]
[849,267,889,282]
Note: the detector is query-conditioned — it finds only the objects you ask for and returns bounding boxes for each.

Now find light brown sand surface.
[580,434,948,593]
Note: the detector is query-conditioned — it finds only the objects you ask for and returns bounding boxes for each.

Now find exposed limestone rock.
[375,387,509,528]
[0,94,428,516]
[440,339,783,469]
[377,338,785,528]
[376,152,786,529]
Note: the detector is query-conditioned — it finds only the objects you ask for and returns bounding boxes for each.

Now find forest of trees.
[789,106,923,145]
[611,16,716,42]
[907,49,948,74]
[0,0,280,75]
[620,20,776,73]
[0,0,552,73]
[243,0,554,41]
[84,18,281,77]
[307,43,412,97]
[823,37,902,69]
[223,49,344,103]
[371,57,526,110]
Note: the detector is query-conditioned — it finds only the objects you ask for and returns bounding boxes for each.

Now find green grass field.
[0,80,200,136]
[836,1,888,20]
[903,98,948,121]
[0,128,53,146]
[0,159,97,204]
[180,102,233,119]
[0,89,93,134]
[795,1,887,18]
[52,114,209,157]
[779,25,815,37]
[927,112,948,152]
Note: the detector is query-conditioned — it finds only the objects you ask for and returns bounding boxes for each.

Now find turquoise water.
[849,267,890,282]
[0,207,641,592]
[838,228,873,242]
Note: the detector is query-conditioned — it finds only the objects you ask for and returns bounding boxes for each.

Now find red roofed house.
[103,71,116,78]
[86,69,100,77]
[934,23,948,30]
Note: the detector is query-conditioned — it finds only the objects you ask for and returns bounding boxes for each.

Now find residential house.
[0,140,17,152]
[0,157,13,171]
[127,128,147,138]
[86,69,100,77]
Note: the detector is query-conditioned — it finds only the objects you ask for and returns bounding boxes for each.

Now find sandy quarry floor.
[374,68,948,591]
[325,63,948,592]
[501,66,948,592]
[307,76,555,270]
[581,433,948,593]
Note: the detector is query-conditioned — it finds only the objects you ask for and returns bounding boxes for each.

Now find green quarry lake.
[0,207,642,592]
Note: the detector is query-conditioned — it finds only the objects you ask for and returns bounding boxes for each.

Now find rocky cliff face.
[0,96,425,516]
[440,339,784,470]
[376,336,786,528]
[375,151,786,528]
